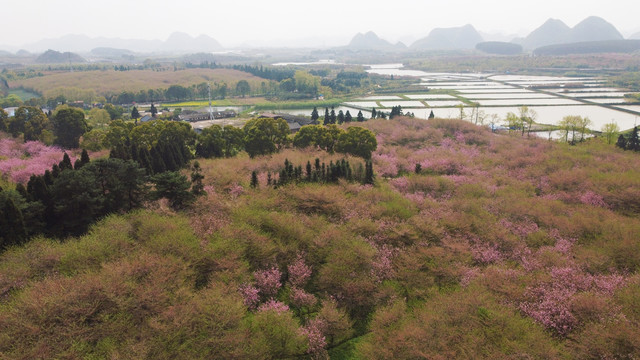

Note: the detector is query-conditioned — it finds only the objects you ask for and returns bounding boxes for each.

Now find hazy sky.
[3,0,638,47]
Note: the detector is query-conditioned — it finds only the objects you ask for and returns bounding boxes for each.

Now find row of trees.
[253,157,374,189]
[292,124,378,159]
[556,115,592,143]
[320,107,364,125]
[195,118,378,160]
[0,106,89,148]
[616,126,640,151]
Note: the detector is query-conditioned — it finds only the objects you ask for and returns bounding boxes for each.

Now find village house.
[179,110,237,122]
[258,112,316,133]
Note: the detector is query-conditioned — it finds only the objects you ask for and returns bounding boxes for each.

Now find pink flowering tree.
[290,287,317,309]
[254,266,282,298]
[299,318,328,359]
[238,284,260,310]
[258,299,290,313]
[287,254,312,287]
[0,138,67,183]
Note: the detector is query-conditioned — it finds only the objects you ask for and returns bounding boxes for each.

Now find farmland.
[9,68,267,99]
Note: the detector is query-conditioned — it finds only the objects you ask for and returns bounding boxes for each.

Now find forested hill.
[533,39,640,55]
[35,49,86,64]
[1,118,640,358]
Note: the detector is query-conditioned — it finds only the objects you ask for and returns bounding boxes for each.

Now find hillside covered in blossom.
[1,117,640,358]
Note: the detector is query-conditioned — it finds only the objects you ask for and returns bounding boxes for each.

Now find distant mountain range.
[346,16,630,53]
[1,16,636,56]
[347,32,406,50]
[410,24,483,50]
[631,32,640,40]
[13,32,223,54]
[515,16,623,50]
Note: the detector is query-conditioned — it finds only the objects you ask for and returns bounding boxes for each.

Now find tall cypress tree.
[628,127,640,151]
[59,153,73,171]
[160,143,178,171]
[250,170,259,188]
[357,111,365,122]
[616,134,627,150]
[150,147,167,174]
[138,147,153,175]
[191,161,205,195]
[0,198,27,249]
[311,107,319,124]
[365,160,374,185]
[345,110,352,123]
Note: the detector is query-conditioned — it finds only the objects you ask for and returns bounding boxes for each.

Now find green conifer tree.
[0,197,27,249]
[59,153,73,171]
[191,161,205,195]
[616,134,627,150]
[628,127,640,151]
[345,110,352,123]
[250,170,259,189]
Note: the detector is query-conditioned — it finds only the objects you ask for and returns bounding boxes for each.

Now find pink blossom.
[593,274,626,295]
[257,299,289,313]
[404,191,426,204]
[520,265,627,335]
[0,139,66,183]
[254,267,282,297]
[287,254,312,287]
[500,218,539,239]
[238,284,260,310]
[459,145,480,158]
[460,267,480,287]
[228,182,244,198]
[389,176,410,194]
[513,246,541,272]
[371,245,395,282]
[257,172,269,188]
[454,131,466,143]
[203,185,216,196]
[300,318,328,356]
[440,137,455,149]
[520,285,576,336]
[372,152,399,177]
[290,287,317,308]
[471,242,503,264]
[579,191,608,208]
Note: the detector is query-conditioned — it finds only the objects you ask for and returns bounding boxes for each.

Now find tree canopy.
[243,117,290,158]
[53,107,89,149]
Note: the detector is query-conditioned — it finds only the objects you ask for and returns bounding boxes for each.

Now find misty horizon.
[2,0,640,52]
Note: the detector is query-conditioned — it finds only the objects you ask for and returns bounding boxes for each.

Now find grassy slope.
[1,118,640,359]
[9,68,267,98]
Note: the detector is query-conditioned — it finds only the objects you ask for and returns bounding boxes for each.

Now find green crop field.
[8,88,40,100]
